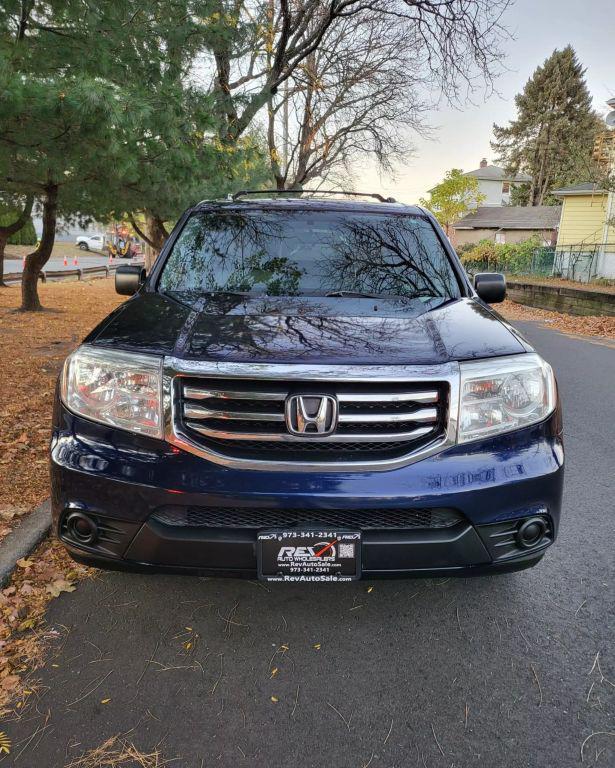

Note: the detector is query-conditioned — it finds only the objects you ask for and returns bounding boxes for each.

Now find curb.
[0,500,51,587]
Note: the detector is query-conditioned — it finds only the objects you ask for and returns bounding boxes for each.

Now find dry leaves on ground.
[65,735,171,768]
[0,279,118,725]
[499,299,615,340]
[0,539,94,717]
[0,278,122,541]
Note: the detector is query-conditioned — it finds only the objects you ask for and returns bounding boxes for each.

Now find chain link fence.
[551,247,599,282]
[461,242,610,283]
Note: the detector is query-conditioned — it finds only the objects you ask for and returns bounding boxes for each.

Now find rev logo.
[277,542,336,562]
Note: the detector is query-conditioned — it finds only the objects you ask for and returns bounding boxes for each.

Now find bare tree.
[207,0,512,145]
[266,9,429,189]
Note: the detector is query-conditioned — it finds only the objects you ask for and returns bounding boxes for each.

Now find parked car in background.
[53,192,564,582]
[75,234,105,252]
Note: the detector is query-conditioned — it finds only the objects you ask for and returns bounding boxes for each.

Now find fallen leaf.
[0,676,19,691]
[101,698,111,704]
[17,618,36,632]
[16,558,34,569]
[270,696,278,703]
[0,730,10,754]
[46,579,76,598]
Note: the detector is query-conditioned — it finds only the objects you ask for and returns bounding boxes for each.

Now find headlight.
[61,346,163,438]
[458,353,556,444]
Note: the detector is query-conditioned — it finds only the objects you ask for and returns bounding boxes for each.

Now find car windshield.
[158,209,462,300]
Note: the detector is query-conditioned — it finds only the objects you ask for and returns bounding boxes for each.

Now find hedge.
[460,237,543,275]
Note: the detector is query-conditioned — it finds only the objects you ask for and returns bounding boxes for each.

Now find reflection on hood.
[89,292,527,366]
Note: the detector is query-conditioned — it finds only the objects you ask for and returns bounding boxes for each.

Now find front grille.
[176,377,449,463]
[152,505,465,530]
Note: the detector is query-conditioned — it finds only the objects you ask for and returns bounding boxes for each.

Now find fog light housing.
[516,517,547,549]
[65,512,98,546]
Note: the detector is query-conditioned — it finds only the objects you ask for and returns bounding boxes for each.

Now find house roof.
[454,205,562,231]
[551,183,607,196]
[463,165,532,183]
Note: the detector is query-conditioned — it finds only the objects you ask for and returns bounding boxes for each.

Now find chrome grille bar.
[337,391,439,403]
[184,403,438,425]
[338,407,438,424]
[184,386,286,401]
[184,422,435,443]
[184,404,285,421]
[184,385,439,404]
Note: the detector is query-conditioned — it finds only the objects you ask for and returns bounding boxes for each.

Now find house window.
[502,182,510,194]
[495,232,506,244]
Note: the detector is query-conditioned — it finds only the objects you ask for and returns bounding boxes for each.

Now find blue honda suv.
[51,192,564,581]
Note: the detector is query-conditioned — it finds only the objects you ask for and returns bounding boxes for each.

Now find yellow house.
[553,183,615,279]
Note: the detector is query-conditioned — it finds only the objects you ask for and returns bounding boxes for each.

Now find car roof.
[194,196,426,217]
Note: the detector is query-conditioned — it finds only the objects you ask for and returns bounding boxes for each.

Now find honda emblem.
[285,395,338,436]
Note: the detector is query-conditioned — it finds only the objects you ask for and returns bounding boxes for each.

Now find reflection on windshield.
[158,210,461,301]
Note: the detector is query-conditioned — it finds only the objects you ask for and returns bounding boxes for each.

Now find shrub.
[455,242,477,256]
[460,236,542,274]
[460,239,498,270]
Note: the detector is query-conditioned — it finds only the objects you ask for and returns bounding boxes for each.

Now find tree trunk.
[0,235,8,287]
[20,185,58,311]
[533,116,553,206]
[128,212,167,271]
[0,194,34,286]
[145,214,167,270]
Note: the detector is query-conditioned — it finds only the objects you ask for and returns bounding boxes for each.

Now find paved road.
[3,322,614,768]
[5,253,138,275]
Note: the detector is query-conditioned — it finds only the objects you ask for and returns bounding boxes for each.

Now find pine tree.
[0,2,269,308]
[492,46,601,206]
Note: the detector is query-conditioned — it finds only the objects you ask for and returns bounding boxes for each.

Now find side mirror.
[474,272,506,304]
[115,265,146,296]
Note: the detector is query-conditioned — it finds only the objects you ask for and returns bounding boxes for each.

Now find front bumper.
[51,405,564,578]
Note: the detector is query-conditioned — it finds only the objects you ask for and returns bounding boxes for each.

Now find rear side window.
[158,210,461,300]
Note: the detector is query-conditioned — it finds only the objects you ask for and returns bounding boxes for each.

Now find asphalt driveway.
[2,321,614,768]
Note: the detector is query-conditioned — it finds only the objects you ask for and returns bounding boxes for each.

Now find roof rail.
[230,189,397,203]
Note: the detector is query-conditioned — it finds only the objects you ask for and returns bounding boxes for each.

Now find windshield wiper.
[209,290,265,297]
[425,296,459,311]
[325,290,443,301]
[325,290,389,299]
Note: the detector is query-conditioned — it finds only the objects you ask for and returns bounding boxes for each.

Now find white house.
[463,159,532,207]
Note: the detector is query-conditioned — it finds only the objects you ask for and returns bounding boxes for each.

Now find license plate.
[257,530,361,582]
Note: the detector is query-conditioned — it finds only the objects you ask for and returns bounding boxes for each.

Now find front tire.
[79,242,89,251]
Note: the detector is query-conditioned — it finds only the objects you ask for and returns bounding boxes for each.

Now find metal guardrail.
[3,260,144,285]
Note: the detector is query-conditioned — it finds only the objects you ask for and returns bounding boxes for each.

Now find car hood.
[87,292,529,365]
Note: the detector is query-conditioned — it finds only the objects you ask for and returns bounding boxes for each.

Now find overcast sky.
[358,0,615,204]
